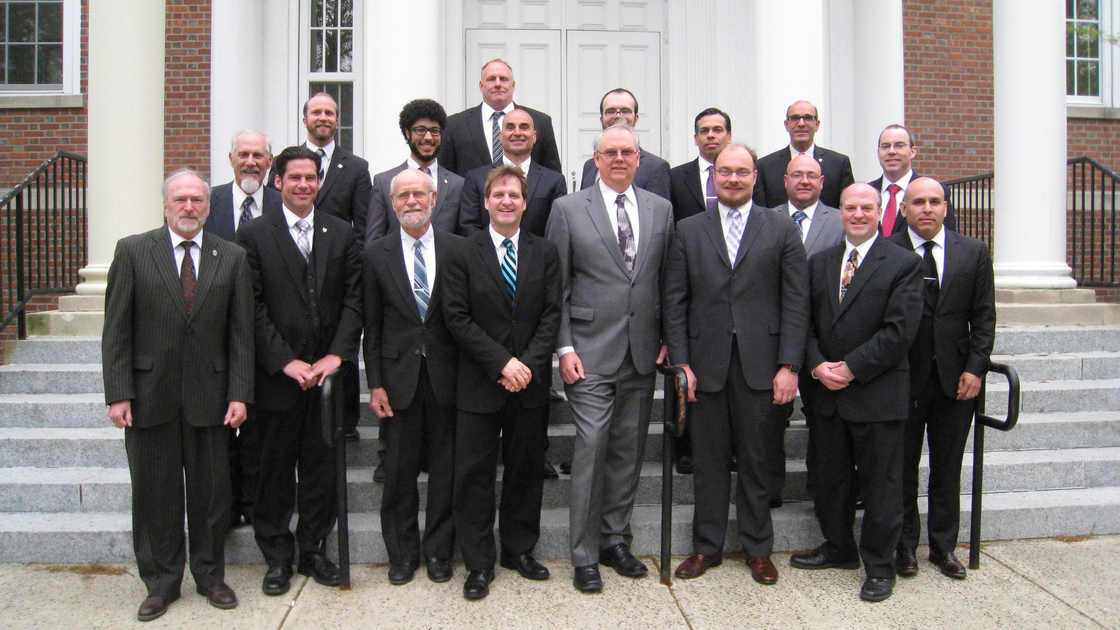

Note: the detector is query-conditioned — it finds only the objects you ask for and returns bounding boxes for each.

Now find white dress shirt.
[697,155,715,199]
[906,226,945,285]
[406,156,440,194]
[169,227,203,276]
[282,205,315,254]
[306,139,336,179]
[481,102,515,162]
[231,184,265,232]
[789,200,819,244]
[879,170,914,211]
[503,155,532,173]
[597,179,640,252]
[488,225,520,265]
[839,234,879,301]
[789,143,816,160]
[400,225,436,289]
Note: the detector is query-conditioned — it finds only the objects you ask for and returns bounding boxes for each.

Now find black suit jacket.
[754,146,855,210]
[668,159,708,223]
[365,162,466,244]
[208,182,283,242]
[459,160,567,237]
[579,148,670,200]
[888,229,996,397]
[805,237,923,423]
[663,206,809,391]
[441,229,562,414]
[102,227,255,427]
[236,208,363,411]
[868,173,958,233]
[363,228,462,410]
[438,104,563,176]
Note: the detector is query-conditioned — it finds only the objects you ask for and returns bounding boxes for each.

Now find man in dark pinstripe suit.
[102,169,255,622]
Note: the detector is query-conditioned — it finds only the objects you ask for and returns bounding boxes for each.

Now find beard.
[397,204,433,230]
[238,173,262,195]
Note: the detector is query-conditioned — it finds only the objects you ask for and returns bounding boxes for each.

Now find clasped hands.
[283,354,343,390]
[499,357,532,392]
[812,361,854,390]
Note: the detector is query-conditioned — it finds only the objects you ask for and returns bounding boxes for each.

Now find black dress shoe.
[137,593,179,622]
[896,548,918,577]
[196,582,238,609]
[769,498,783,509]
[463,569,495,600]
[860,576,895,602]
[262,565,292,596]
[789,549,861,570]
[343,426,361,442]
[599,543,647,577]
[426,557,452,583]
[929,549,967,579]
[573,564,602,592]
[542,461,560,480]
[388,561,417,585]
[500,553,550,580]
[675,455,694,475]
[559,460,572,475]
[373,460,386,483]
[298,553,342,586]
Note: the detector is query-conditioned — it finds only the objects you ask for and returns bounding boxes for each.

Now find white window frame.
[0,0,82,108]
[1067,0,1118,108]
[297,0,362,152]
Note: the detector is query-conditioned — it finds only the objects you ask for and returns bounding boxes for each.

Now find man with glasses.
[754,101,854,209]
[669,108,734,224]
[868,124,956,236]
[578,89,670,199]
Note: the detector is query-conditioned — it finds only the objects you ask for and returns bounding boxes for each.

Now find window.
[305,0,360,152]
[0,0,79,99]
[1068,0,1103,99]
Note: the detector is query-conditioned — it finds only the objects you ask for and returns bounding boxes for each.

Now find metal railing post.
[321,372,351,590]
[968,362,1020,571]
[657,365,687,586]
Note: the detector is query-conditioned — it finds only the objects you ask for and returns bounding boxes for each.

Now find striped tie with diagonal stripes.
[501,238,516,304]
[413,239,430,319]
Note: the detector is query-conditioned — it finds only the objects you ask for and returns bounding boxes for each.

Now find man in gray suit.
[546,124,675,592]
[578,89,671,199]
[103,169,255,621]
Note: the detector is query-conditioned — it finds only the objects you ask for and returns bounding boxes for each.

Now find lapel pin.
[212,249,217,256]
[337,164,343,169]
[322,227,328,233]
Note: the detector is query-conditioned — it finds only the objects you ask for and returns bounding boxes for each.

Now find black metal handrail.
[1068,156,1119,288]
[320,371,351,590]
[0,151,87,338]
[968,362,1020,570]
[944,172,994,250]
[657,364,687,586]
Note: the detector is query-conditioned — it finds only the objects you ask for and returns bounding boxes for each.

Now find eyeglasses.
[879,141,911,151]
[597,149,638,159]
[786,115,818,124]
[411,126,442,137]
[603,108,635,117]
[787,171,821,182]
[393,190,432,200]
[716,168,756,178]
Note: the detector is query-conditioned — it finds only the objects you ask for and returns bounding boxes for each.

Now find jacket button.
[414,349,421,355]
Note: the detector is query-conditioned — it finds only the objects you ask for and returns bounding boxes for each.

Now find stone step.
[0,364,103,394]
[0,428,126,468]
[0,394,107,428]
[3,486,1118,564]
[2,337,101,365]
[984,379,1120,415]
[988,351,1120,383]
[992,325,1120,355]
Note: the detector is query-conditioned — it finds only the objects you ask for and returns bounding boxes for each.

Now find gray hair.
[592,121,641,153]
[162,168,210,203]
[229,129,273,155]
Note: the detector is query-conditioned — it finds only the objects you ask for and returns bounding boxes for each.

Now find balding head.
[784,154,823,210]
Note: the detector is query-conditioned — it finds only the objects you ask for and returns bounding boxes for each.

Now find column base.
[995,288,1120,327]
[75,263,110,296]
[993,262,1077,290]
[25,267,108,336]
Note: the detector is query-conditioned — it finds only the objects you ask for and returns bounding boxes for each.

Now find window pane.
[341,0,352,27]
[338,128,352,152]
[1077,30,1094,57]
[1067,0,1075,19]
[0,9,6,43]
[1067,59,1076,95]
[37,42,60,83]
[1083,60,1100,95]
[311,0,323,27]
[37,2,62,42]
[325,29,337,72]
[326,0,337,28]
[0,48,5,82]
[8,43,34,82]
[311,29,323,72]
[9,3,37,42]
[1086,30,1099,58]
[1077,0,1098,20]
[340,30,352,72]
[1067,28,1076,57]
[340,82,353,126]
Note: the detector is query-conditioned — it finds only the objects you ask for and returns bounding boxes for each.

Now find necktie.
[922,240,940,308]
[615,193,636,272]
[501,238,517,304]
[882,183,902,236]
[239,196,254,229]
[316,148,326,183]
[295,219,311,261]
[180,241,197,314]
[413,239,430,319]
[705,165,718,212]
[792,209,808,241]
[491,111,504,162]
[726,207,744,264]
[840,248,859,303]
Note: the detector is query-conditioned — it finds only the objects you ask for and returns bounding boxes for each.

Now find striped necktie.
[491,111,504,162]
[413,239,430,319]
[501,238,517,304]
[726,207,744,264]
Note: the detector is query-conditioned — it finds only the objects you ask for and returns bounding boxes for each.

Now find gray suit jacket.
[365,161,465,245]
[779,202,844,259]
[579,148,671,200]
[102,227,255,427]
[545,185,674,375]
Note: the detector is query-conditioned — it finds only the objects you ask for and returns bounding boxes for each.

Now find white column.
[363,0,442,169]
[991,0,1075,289]
[850,0,905,180]
[77,0,165,295]
[210,0,266,183]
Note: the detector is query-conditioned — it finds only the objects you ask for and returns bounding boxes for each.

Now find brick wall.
[1068,118,1120,173]
[164,0,212,180]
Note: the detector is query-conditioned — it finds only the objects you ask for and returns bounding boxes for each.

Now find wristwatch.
[782,364,801,374]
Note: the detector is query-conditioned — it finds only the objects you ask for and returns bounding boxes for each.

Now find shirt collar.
[907,226,945,250]
[720,200,753,221]
[844,233,878,264]
[282,205,314,230]
[482,101,515,121]
[884,169,914,191]
[230,182,263,210]
[406,156,438,175]
[489,225,520,251]
[791,200,819,220]
[698,155,715,173]
[400,224,434,250]
[503,155,531,171]
[168,226,203,251]
[598,178,636,208]
[789,143,816,159]
[306,139,335,163]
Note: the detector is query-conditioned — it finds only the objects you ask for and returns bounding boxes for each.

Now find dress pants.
[454,397,547,571]
[690,346,775,559]
[566,350,656,567]
[125,414,230,598]
[900,369,976,553]
[253,389,336,567]
[381,361,456,565]
[808,412,905,579]
[228,409,261,522]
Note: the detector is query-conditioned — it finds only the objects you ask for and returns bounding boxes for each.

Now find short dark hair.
[303,92,337,118]
[398,99,448,140]
[694,108,731,134]
[879,124,915,146]
[272,145,321,182]
[484,164,529,200]
[599,88,638,115]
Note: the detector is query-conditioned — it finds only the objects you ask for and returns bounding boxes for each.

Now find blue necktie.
[501,238,517,304]
[413,239,430,319]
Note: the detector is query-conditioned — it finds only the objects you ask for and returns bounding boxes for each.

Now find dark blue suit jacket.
[208,182,282,242]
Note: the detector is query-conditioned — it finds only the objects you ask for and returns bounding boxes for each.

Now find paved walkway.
[2,536,1116,629]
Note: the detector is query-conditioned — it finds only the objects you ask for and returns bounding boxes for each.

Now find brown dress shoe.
[196,582,238,609]
[137,593,179,622]
[896,548,918,577]
[674,554,722,579]
[929,550,967,579]
[748,557,778,584]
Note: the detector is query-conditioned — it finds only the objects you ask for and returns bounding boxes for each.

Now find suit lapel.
[476,234,513,313]
[938,230,960,308]
[268,213,312,306]
[702,210,733,269]
[467,106,492,166]
[385,234,423,321]
[821,246,842,324]
[734,207,765,268]
[586,190,631,277]
[188,232,221,321]
[318,148,345,200]
[513,233,535,314]
[311,219,330,299]
[685,159,705,207]
[149,229,188,319]
[802,204,824,253]
[432,164,451,223]
[630,190,656,277]
[526,163,542,201]
[835,239,887,320]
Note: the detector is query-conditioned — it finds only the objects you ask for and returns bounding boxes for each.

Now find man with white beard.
[209,130,283,242]
[209,129,283,528]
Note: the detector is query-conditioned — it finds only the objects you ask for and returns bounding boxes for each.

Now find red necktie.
[180,241,196,314]
[882,183,902,236]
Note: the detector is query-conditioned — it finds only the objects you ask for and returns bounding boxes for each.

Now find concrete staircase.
[2,327,1119,564]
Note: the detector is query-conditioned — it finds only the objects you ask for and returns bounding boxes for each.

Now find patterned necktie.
[316,148,326,183]
[922,240,940,308]
[180,241,197,314]
[239,196,254,229]
[726,207,744,265]
[615,193,636,272]
[792,209,808,241]
[501,238,517,304]
[840,248,859,303]
[705,165,718,212]
[295,219,311,261]
[413,239,430,319]
[491,111,504,162]
[882,183,902,236]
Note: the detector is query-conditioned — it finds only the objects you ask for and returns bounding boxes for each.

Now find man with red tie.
[868,125,956,236]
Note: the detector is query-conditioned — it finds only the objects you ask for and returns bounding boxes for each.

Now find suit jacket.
[270,145,373,245]
[804,236,923,423]
[438,104,563,176]
[668,158,707,223]
[365,162,465,245]
[868,173,958,233]
[459,160,567,237]
[754,145,855,210]
[545,185,675,375]
[102,227,255,427]
[236,208,363,411]
[208,182,283,242]
[778,202,845,259]
[663,206,809,391]
[362,228,462,410]
[579,149,671,200]
[442,229,562,414]
[888,228,996,397]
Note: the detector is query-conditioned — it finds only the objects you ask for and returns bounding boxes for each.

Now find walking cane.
[658,365,688,585]
[321,372,351,590]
